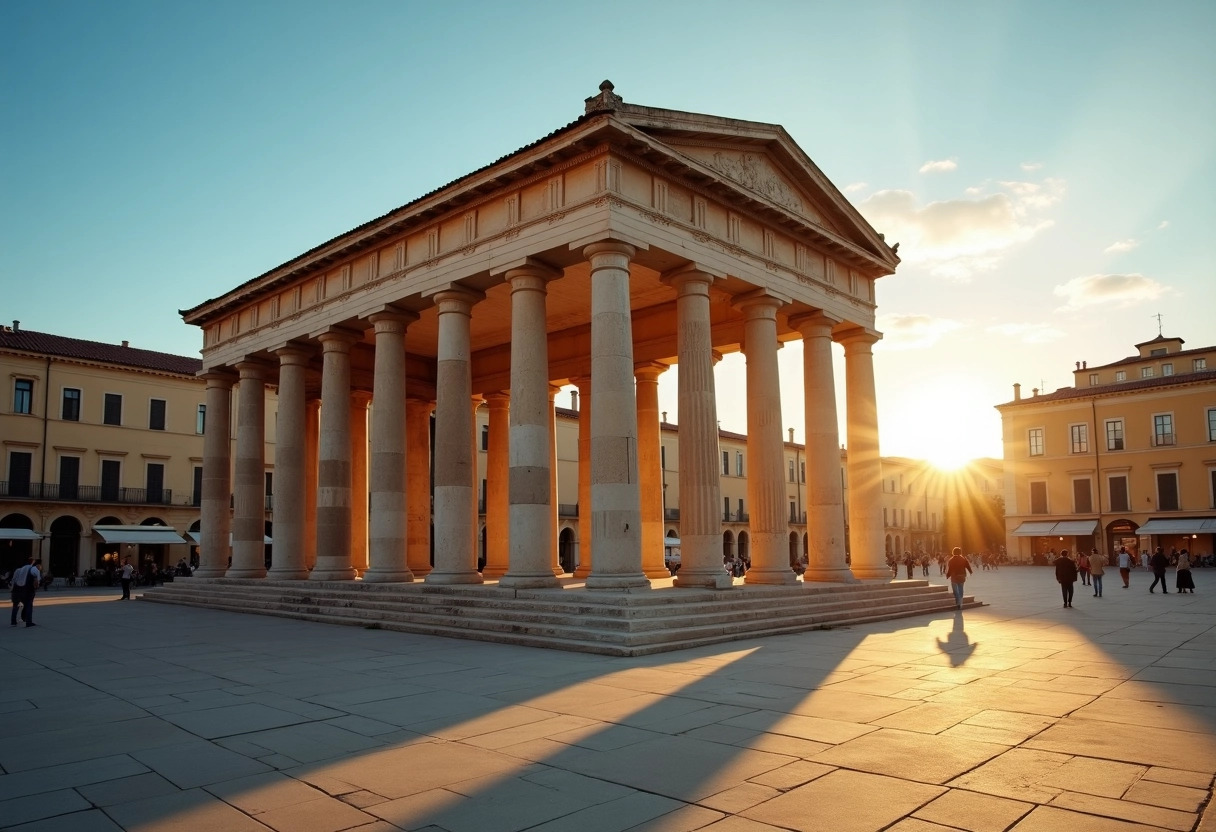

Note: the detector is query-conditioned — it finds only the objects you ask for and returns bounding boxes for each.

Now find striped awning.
[1136,518,1216,535]
[1010,520,1097,536]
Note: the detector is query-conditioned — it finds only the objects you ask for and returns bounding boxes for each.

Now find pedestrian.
[1088,549,1105,597]
[1117,546,1133,588]
[1140,550,1151,570]
[1077,550,1090,586]
[1176,549,1195,594]
[1054,549,1078,608]
[1149,546,1170,594]
[946,546,972,610]
[120,558,134,600]
[903,552,915,580]
[8,556,41,627]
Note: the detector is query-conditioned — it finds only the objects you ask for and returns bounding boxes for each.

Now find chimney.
[661,411,667,424]
[570,390,578,411]
[1013,383,1021,401]
[1075,361,1081,371]
[1032,387,1039,397]
[788,427,795,443]
[12,320,19,331]
[122,340,129,348]
[1083,361,1087,369]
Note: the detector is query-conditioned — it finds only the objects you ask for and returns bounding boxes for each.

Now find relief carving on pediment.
[703,151,808,217]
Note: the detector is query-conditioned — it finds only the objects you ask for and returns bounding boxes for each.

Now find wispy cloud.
[858,176,1063,280]
[1053,273,1169,310]
[1104,238,1140,254]
[919,158,958,174]
[844,182,868,193]
[875,313,963,350]
[1020,161,1044,171]
[1157,220,1169,230]
[986,322,1066,344]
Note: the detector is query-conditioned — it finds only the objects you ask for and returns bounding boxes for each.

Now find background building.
[997,333,1216,563]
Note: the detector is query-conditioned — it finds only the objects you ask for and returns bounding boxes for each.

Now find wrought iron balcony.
[0,481,175,506]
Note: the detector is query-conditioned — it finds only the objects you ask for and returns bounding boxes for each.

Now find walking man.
[946,546,972,610]
[1054,549,1078,608]
[1117,546,1133,588]
[119,558,134,600]
[1149,546,1170,594]
[9,556,41,627]
[1089,549,1105,597]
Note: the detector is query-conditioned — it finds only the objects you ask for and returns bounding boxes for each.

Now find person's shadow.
[935,610,978,667]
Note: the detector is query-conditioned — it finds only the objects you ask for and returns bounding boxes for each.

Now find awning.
[1137,518,1216,535]
[1011,520,1097,537]
[0,529,42,541]
[1052,520,1098,536]
[1010,521,1058,536]
[93,526,188,545]
[185,532,272,544]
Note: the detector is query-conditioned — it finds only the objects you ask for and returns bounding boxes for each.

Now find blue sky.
[3,1,1213,465]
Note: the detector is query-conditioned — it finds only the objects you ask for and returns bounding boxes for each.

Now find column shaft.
[572,376,592,580]
[549,384,562,576]
[230,361,268,578]
[198,372,234,578]
[843,330,889,579]
[349,392,371,573]
[406,398,434,577]
[482,392,510,579]
[635,363,671,578]
[269,347,310,579]
[311,329,359,580]
[304,398,320,571]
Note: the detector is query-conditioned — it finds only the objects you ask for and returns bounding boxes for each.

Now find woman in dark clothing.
[1054,549,1078,608]
[1177,550,1195,594]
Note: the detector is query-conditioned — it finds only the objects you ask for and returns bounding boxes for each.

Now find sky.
[3,1,1214,469]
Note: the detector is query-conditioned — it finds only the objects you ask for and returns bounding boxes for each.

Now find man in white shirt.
[9,556,41,627]
[1117,547,1133,589]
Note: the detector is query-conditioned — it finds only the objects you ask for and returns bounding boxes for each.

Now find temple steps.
[140,578,980,656]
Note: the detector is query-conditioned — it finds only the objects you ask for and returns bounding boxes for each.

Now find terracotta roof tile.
[0,328,201,376]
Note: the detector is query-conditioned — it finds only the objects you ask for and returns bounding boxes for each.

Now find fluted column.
[471,395,484,569]
[571,375,592,580]
[311,328,359,581]
[583,241,647,590]
[481,392,510,579]
[198,371,235,577]
[842,328,888,579]
[426,287,484,584]
[269,346,310,579]
[635,362,671,579]
[406,398,434,578]
[736,291,797,585]
[349,390,371,574]
[230,360,269,578]
[549,384,563,576]
[364,310,416,583]
[304,397,320,571]
[790,312,853,582]
[663,267,732,588]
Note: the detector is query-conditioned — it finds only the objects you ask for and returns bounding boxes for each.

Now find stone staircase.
[140,577,980,656]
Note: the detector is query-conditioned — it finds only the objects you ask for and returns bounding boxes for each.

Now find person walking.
[1149,546,1170,594]
[1176,549,1195,594]
[903,552,915,580]
[8,556,41,627]
[1054,549,1078,608]
[1117,546,1133,588]
[119,558,134,600]
[1077,550,1090,586]
[946,546,972,610]
[1088,549,1105,597]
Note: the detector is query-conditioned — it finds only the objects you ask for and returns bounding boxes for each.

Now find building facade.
[997,334,1216,563]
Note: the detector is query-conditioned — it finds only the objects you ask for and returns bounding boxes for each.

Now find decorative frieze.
[652,179,669,215]
[463,211,477,243]
[594,159,621,193]
[693,197,707,229]
[427,227,440,259]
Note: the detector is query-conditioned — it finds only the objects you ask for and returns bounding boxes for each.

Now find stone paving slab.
[2,569,1214,832]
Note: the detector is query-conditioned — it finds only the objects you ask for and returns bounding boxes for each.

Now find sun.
[879,377,1000,469]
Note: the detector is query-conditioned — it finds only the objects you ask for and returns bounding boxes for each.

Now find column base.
[424,571,484,585]
[644,567,673,579]
[802,568,858,583]
[674,570,734,589]
[226,568,267,579]
[499,572,561,589]
[851,566,897,580]
[480,567,507,580]
[362,569,415,583]
[585,574,651,590]
[743,568,799,586]
[267,568,310,580]
[573,566,591,580]
[310,568,357,581]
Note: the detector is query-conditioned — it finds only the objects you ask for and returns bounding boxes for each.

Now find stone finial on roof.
[585,80,623,115]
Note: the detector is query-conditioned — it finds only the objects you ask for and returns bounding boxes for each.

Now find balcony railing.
[0,481,175,506]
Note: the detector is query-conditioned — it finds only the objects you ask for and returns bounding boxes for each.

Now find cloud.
[919,158,958,174]
[1157,220,1169,230]
[986,322,1066,344]
[1104,238,1140,254]
[858,178,1062,280]
[1053,273,1169,310]
[875,313,963,350]
[1020,161,1044,171]
[844,182,868,193]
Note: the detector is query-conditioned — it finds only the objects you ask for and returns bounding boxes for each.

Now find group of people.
[1054,545,1196,606]
[8,556,41,627]
[888,549,1004,580]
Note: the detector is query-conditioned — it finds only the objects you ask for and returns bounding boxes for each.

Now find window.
[1150,347,1167,356]
[1028,428,1044,457]
[1088,373,1099,386]
[1208,408,1216,442]
[1156,472,1179,511]
[1029,481,1048,515]
[196,404,206,434]
[103,393,122,426]
[1141,366,1155,379]
[13,378,33,414]
[61,388,81,421]
[1073,479,1093,514]
[789,500,797,522]
[800,462,805,483]
[7,451,33,497]
[1115,370,1126,382]
[100,459,121,501]
[736,451,744,477]
[883,507,888,526]
[1070,424,1088,454]
[146,463,165,503]
[192,466,203,507]
[1154,413,1174,446]
[1105,419,1124,451]
[724,496,730,520]
[149,399,166,431]
[722,451,730,476]
[788,459,796,482]
[737,498,744,519]
[1162,363,1173,376]
[1195,358,1208,372]
[480,425,489,451]
[59,456,80,500]
[1109,475,1130,512]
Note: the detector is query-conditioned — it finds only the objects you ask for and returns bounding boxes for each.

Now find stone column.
[269,346,310,579]
[736,291,798,585]
[230,360,269,578]
[663,267,732,588]
[311,328,360,581]
[635,362,671,579]
[841,328,889,579]
[406,398,434,578]
[426,287,484,584]
[549,384,563,576]
[471,395,484,569]
[500,262,560,588]
[571,375,592,580]
[198,371,235,578]
[349,390,371,574]
[583,241,647,590]
[789,312,854,583]
[481,392,510,579]
[364,310,416,583]
[304,397,320,571]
